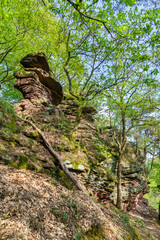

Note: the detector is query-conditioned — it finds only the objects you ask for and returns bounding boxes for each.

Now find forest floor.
[0,164,159,240]
[129,198,160,240]
[0,164,121,240]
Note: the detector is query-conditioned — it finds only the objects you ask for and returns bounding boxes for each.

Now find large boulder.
[14,53,63,114]
[20,52,51,72]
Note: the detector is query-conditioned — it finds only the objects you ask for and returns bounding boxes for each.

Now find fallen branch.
[23,118,86,191]
[19,116,122,240]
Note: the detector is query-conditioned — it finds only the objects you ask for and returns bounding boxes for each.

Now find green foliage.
[0,0,66,101]
[51,194,79,223]
[0,98,18,133]
[111,206,142,239]
[52,206,58,210]
[1,0,159,106]
[76,232,82,240]
[51,205,68,222]
[39,194,43,199]
[135,218,145,228]
[51,115,74,137]
[144,158,160,210]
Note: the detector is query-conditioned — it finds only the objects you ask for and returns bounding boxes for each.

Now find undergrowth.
[110,206,142,240]
[0,98,18,132]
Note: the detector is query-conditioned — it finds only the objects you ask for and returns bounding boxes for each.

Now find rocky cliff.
[0,53,157,240]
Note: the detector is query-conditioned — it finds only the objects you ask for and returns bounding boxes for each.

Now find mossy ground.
[83,224,107,240]
[75,224,108,240]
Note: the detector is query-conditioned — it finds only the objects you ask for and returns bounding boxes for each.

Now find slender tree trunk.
[116,111,126,210]
[144,145,147,163]
[146,139,156,177]
[71,104,82,139]
[144,130,148,163]
[135,134,139,157]
[116,152,122,209]
[122,113,126,143]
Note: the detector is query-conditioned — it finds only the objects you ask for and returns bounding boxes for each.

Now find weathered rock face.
[14,53,63,115]
[20,52,51,72]
[110,160,149,211]
[59,93,97,122]
[4,53,148,211]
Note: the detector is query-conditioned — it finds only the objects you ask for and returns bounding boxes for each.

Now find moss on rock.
[82,224,107,240]
[24,130,39,139]
[56,170,74,189]
[19,154,30,169]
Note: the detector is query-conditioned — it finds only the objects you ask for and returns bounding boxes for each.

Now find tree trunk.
[135,134,139,157]
[144,129,148,163]
[122,113,126,143]
[116,152,122,210]
[146,139,156,177]
[144,145,147,163]
[116,111,127,210]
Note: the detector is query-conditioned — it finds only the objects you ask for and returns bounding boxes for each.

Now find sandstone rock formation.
[0,53,159,240]
[9,53,150,211]
[14,53,63,115]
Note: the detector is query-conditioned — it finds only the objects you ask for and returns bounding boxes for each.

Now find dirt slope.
[0,165,120,240]
[0,164,159,240]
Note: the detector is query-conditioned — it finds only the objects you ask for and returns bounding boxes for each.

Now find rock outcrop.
[2,53,149,212]
[14,52,63,115]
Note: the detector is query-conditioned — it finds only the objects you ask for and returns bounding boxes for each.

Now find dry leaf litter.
[0,165,117,240]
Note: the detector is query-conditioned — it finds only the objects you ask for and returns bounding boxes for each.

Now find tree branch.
[66,0,118,41]
[82,42,122,95]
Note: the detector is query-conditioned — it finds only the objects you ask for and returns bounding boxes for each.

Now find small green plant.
[39,194,43,198]
[75,227,85,240]
[122,214,130,224]
[148,232,156,240]
[68,203,72,208]
[135,218,145,227]
[111,206,142,240]
[61,194,67,199]
[52,206,58,210]
[121,233,126,239]
[73,202,77,208]
[76,233,82,240]
[61,213,67,222]
[61,194,72,203]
